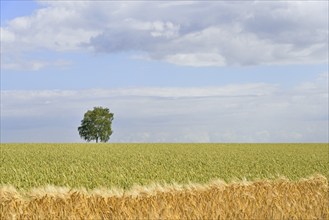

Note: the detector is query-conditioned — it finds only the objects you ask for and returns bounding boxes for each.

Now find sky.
[1,0,328,143]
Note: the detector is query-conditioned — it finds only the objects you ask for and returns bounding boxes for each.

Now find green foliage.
[78,107,114,143]
[0,143,328,189]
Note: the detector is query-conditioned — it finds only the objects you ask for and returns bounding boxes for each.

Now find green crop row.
[0,143,328,189]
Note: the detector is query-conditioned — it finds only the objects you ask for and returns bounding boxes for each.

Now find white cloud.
[165,53,226,67]
[1,1,328,68]
[2,58,71,71]
[0,28,16,42]
[2,12,98,52]
[1,74,328,142]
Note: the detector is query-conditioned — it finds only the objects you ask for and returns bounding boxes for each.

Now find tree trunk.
[96,137,98,143]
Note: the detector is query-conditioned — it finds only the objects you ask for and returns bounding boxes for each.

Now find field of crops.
[1,175,328,219]
[1,143,328,219]
[0,143,328,189]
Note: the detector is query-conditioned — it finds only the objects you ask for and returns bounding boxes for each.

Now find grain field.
[1,175,328,219]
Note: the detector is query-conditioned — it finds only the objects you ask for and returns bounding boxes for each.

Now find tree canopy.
[78,107,114,143]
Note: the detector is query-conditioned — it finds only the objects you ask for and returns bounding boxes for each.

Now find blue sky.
[1,1,328,143]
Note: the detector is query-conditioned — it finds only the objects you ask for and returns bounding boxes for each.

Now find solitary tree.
[78,107,114,143]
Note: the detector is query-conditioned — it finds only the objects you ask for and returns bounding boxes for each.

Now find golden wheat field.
[1,143,328,219]
[1,175,328,219]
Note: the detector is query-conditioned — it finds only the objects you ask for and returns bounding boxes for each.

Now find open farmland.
[0,143,328,189]
[1,143,328,219]
[1,175,328,219]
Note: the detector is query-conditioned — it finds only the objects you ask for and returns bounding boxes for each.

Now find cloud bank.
[1,1,328,69]
[1,73,328,142]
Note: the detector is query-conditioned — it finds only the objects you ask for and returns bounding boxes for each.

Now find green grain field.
[0,143,328,189]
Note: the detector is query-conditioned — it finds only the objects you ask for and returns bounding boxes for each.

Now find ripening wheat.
[1,175,328,219]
